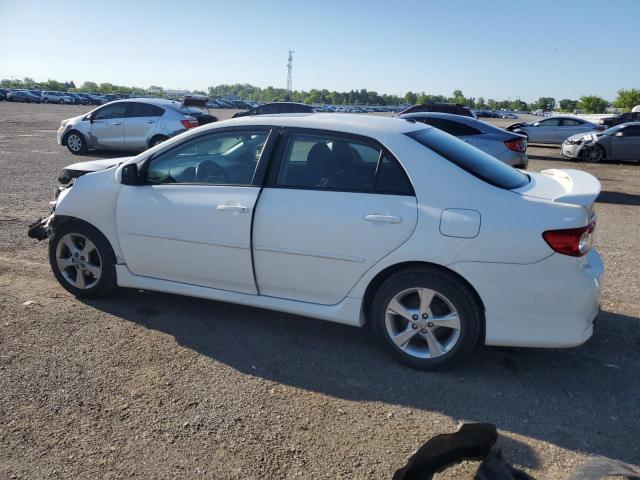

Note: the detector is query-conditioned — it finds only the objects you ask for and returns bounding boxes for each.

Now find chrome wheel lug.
[422,313,428,319]
[421,329,427,334]
[412,314,418,320]
[411,324,418,330]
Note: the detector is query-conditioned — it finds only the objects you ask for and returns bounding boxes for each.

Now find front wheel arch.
[362,261,486,344]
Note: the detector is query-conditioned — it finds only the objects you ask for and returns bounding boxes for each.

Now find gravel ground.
[1,103,639,479]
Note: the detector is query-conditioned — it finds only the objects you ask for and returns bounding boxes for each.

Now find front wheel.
[65,131,87,155]
[582,145,605,163]
[370,267,482,370]
[49,221,117,298]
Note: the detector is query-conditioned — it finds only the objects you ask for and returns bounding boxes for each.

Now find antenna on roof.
[287,50,294,93]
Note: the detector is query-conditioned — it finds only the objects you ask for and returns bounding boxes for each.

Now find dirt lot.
[1,102,639,479]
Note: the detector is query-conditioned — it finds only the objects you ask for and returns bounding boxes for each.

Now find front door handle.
[112,121,122,125]
[364,214,402,224]
[218,204,249,213]
[146,120,155,124]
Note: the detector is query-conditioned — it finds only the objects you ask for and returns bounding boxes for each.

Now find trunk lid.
[513,169,601,209]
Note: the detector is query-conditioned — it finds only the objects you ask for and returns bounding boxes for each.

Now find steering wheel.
[195,160,228,183]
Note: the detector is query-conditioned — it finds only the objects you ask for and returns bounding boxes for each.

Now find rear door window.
[407,127,529,190]
[560,118,583,126]
[274,131,413,195]
[128,103,164,117]
[538,118,561,126]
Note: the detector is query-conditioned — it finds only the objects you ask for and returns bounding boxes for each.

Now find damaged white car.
[29,114,604,370]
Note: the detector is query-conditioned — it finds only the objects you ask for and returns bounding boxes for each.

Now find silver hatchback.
[56,98,210,155]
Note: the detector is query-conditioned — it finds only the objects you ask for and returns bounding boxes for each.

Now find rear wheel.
[582,145,605,163]
[49,221,117,298]
[149,135,168,148]
[370,267,482,370]
[65,131,87,155]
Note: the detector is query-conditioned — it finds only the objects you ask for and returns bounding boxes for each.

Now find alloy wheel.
[384,287,461,359]
[67,134,82,152]
[583,146,603,163]
[55,233,102,289]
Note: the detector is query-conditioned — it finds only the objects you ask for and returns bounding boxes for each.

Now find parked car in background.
[30,114,603,370]
[599,111,640,128]
[497,111,518,119]
[56,98,209,155]
[42,91,73,104]
[506,116,604,144]
[396,103,477,118]
[7,90,42,103]
[399,112,528,168]
[0,88,8,100]
[561,122,640,163]
[232,102,315,118]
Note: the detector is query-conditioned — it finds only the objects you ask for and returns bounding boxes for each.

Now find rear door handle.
[364,214,402,224]
[146,120,155,124]
[218,204,249,213]
[112,121,122,125]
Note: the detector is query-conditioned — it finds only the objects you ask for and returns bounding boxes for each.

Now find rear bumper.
[496,150,528,168]
[450,249,603,348]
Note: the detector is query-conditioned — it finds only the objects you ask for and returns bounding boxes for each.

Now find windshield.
[602,124,624,135]
[406,127,529,190]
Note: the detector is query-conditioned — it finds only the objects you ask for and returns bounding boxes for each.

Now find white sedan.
[29,114,603,370]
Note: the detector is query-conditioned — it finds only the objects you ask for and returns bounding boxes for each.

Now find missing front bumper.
[27,215,53,241]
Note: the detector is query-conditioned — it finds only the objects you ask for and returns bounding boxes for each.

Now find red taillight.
[594,125,605,132]
[180,118,199,129]
[505,137,527,152]
[542,223,595,257]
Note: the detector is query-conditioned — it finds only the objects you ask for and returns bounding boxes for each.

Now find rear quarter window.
[406,128,529,190]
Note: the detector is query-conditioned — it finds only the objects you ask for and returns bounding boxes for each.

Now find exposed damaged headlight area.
[57,168,88,185]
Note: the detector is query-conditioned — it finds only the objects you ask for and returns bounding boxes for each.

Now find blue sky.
[0,0,638,101]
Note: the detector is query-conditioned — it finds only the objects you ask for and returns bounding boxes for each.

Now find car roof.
[207,113,428,137]
[105,97,180,108]
[399,112,510,135]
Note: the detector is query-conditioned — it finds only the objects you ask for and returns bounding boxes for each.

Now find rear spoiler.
[541,169,601,208]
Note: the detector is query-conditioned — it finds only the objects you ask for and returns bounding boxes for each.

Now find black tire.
[149,135,168,148]
[44,98,49,103]
[582,144,605,163]
[49,220,117,298]
[370,267,482,370]
[65,131,87,155]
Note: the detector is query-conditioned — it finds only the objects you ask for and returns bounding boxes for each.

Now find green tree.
[534,97,556,111]
[451,89,466,105]
[487,99,497,110]
[558,99,578,112]
[476,97,486,109]
[78,81,99,92]
[578,95,608,114]
[509,99,528,112]
[613,88,640,112]
[404,91,417,104]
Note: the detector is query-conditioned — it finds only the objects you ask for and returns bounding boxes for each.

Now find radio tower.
[287,50,294,92]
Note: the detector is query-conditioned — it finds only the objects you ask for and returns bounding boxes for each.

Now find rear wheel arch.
[361,261,486,343]
[148,134,169,148]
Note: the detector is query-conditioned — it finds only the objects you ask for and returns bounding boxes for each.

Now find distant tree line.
[2,77,639,113]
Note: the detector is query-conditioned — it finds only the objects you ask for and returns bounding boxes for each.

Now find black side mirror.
[121,163,140,185]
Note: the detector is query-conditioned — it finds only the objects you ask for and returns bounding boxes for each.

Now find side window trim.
[264,127,415,196]
[137,126,277,187]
